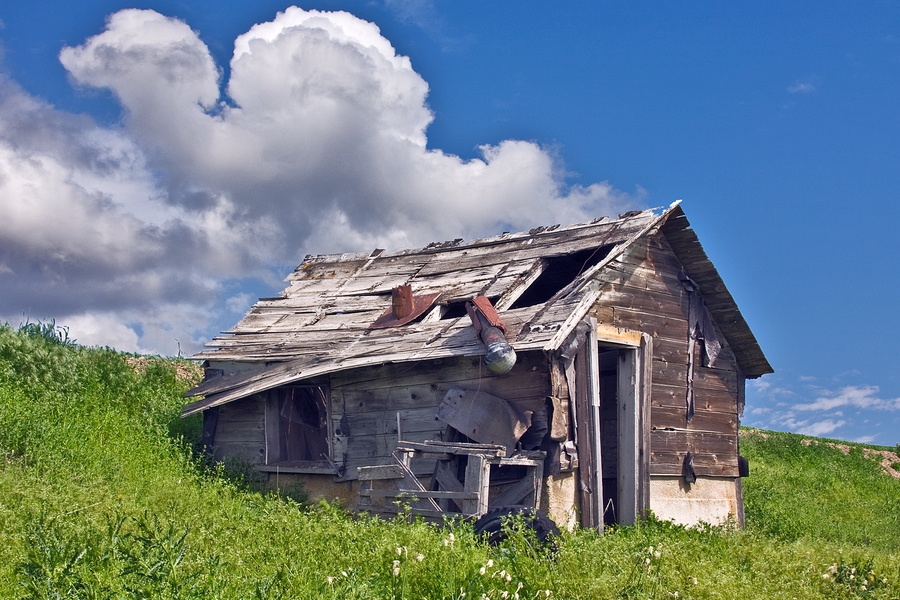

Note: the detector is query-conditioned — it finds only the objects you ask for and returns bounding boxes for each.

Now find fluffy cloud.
[793,385,900,412]
[744,375,900,446]
[786,418,845,437]
[1,7,639,355]
[787,81,816,94]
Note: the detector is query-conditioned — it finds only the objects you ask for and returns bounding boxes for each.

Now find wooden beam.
[462,454,491,516]
[595,323,642,347]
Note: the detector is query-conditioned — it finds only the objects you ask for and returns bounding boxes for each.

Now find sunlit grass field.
[1,322,898,599]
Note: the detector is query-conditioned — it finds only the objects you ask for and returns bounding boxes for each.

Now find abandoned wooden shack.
[182,202,772,529]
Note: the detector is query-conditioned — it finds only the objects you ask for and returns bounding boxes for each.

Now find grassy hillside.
[1,323,898,599]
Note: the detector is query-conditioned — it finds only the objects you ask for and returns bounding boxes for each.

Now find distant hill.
[1,323,898,599]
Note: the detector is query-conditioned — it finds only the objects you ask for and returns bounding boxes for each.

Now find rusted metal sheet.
[435,387,531,457]
[370,288,440,329]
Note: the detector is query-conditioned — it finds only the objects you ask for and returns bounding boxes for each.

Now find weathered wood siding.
[330,351,551,480]
[212,395,266,464]
[589,232,741,477]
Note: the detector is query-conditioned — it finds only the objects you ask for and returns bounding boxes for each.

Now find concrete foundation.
[649,476,740,526]
[542,471,579,531]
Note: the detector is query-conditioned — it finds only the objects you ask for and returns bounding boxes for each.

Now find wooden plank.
[652,383,738,414]
[617,345,639,526]
[332,351,549,394]
[397,441,506,457]
[357,464,404,480]
[337,383,547,418]
[212,430,265,445]
[434,461,464,492]
[591,305,688,343]
[264,392,279,464]
[650,406,738,434]
[653,361,738,395]
[595,323,642,346]
[359,489,479,500]
[492,471,540,507]
[495,258,547,310]
[597,285,689,321]
[410,440,508,451]
[462,454,491,516]
[392,451,442,512]
[639,333,653,518]
[649,453,739,477]
[339,407,444,436]
[650,430,737,456]
[213,442,265,464]
[572,327,600,529]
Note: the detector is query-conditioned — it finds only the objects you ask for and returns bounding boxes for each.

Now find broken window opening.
[267,386,330,464]
[509,245,614,309]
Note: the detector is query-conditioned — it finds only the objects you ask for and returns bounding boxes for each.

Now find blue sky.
[1,1,898,446]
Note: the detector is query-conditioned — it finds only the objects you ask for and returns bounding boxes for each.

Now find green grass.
[1,322,899,599]
[741,429,900,551]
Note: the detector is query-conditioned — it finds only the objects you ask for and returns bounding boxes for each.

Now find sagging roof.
[182,202,771,416]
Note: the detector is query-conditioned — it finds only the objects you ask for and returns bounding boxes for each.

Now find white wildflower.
[692,578,698,585]
[654,551,661,559]
[822,573,830,579]
[479,566,487,576]
[326,576,334,584]
[506,573,513,583]
[487,559,494,568]
[341,571,348,578]
[397,547,403,556]
[416,553,424,562]
[501,592,509,599]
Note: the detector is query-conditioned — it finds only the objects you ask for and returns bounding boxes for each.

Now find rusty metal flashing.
[370,287,440,329]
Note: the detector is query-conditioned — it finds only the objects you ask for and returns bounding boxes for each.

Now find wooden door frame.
[585,321,652,526]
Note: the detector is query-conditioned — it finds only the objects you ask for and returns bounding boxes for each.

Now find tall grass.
[1,323,898,599]
[741,428,900,551]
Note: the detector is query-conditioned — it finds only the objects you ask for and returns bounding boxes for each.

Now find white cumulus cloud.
[1,6,640,355]
[794,385,900,412]
[794,419,845,437]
